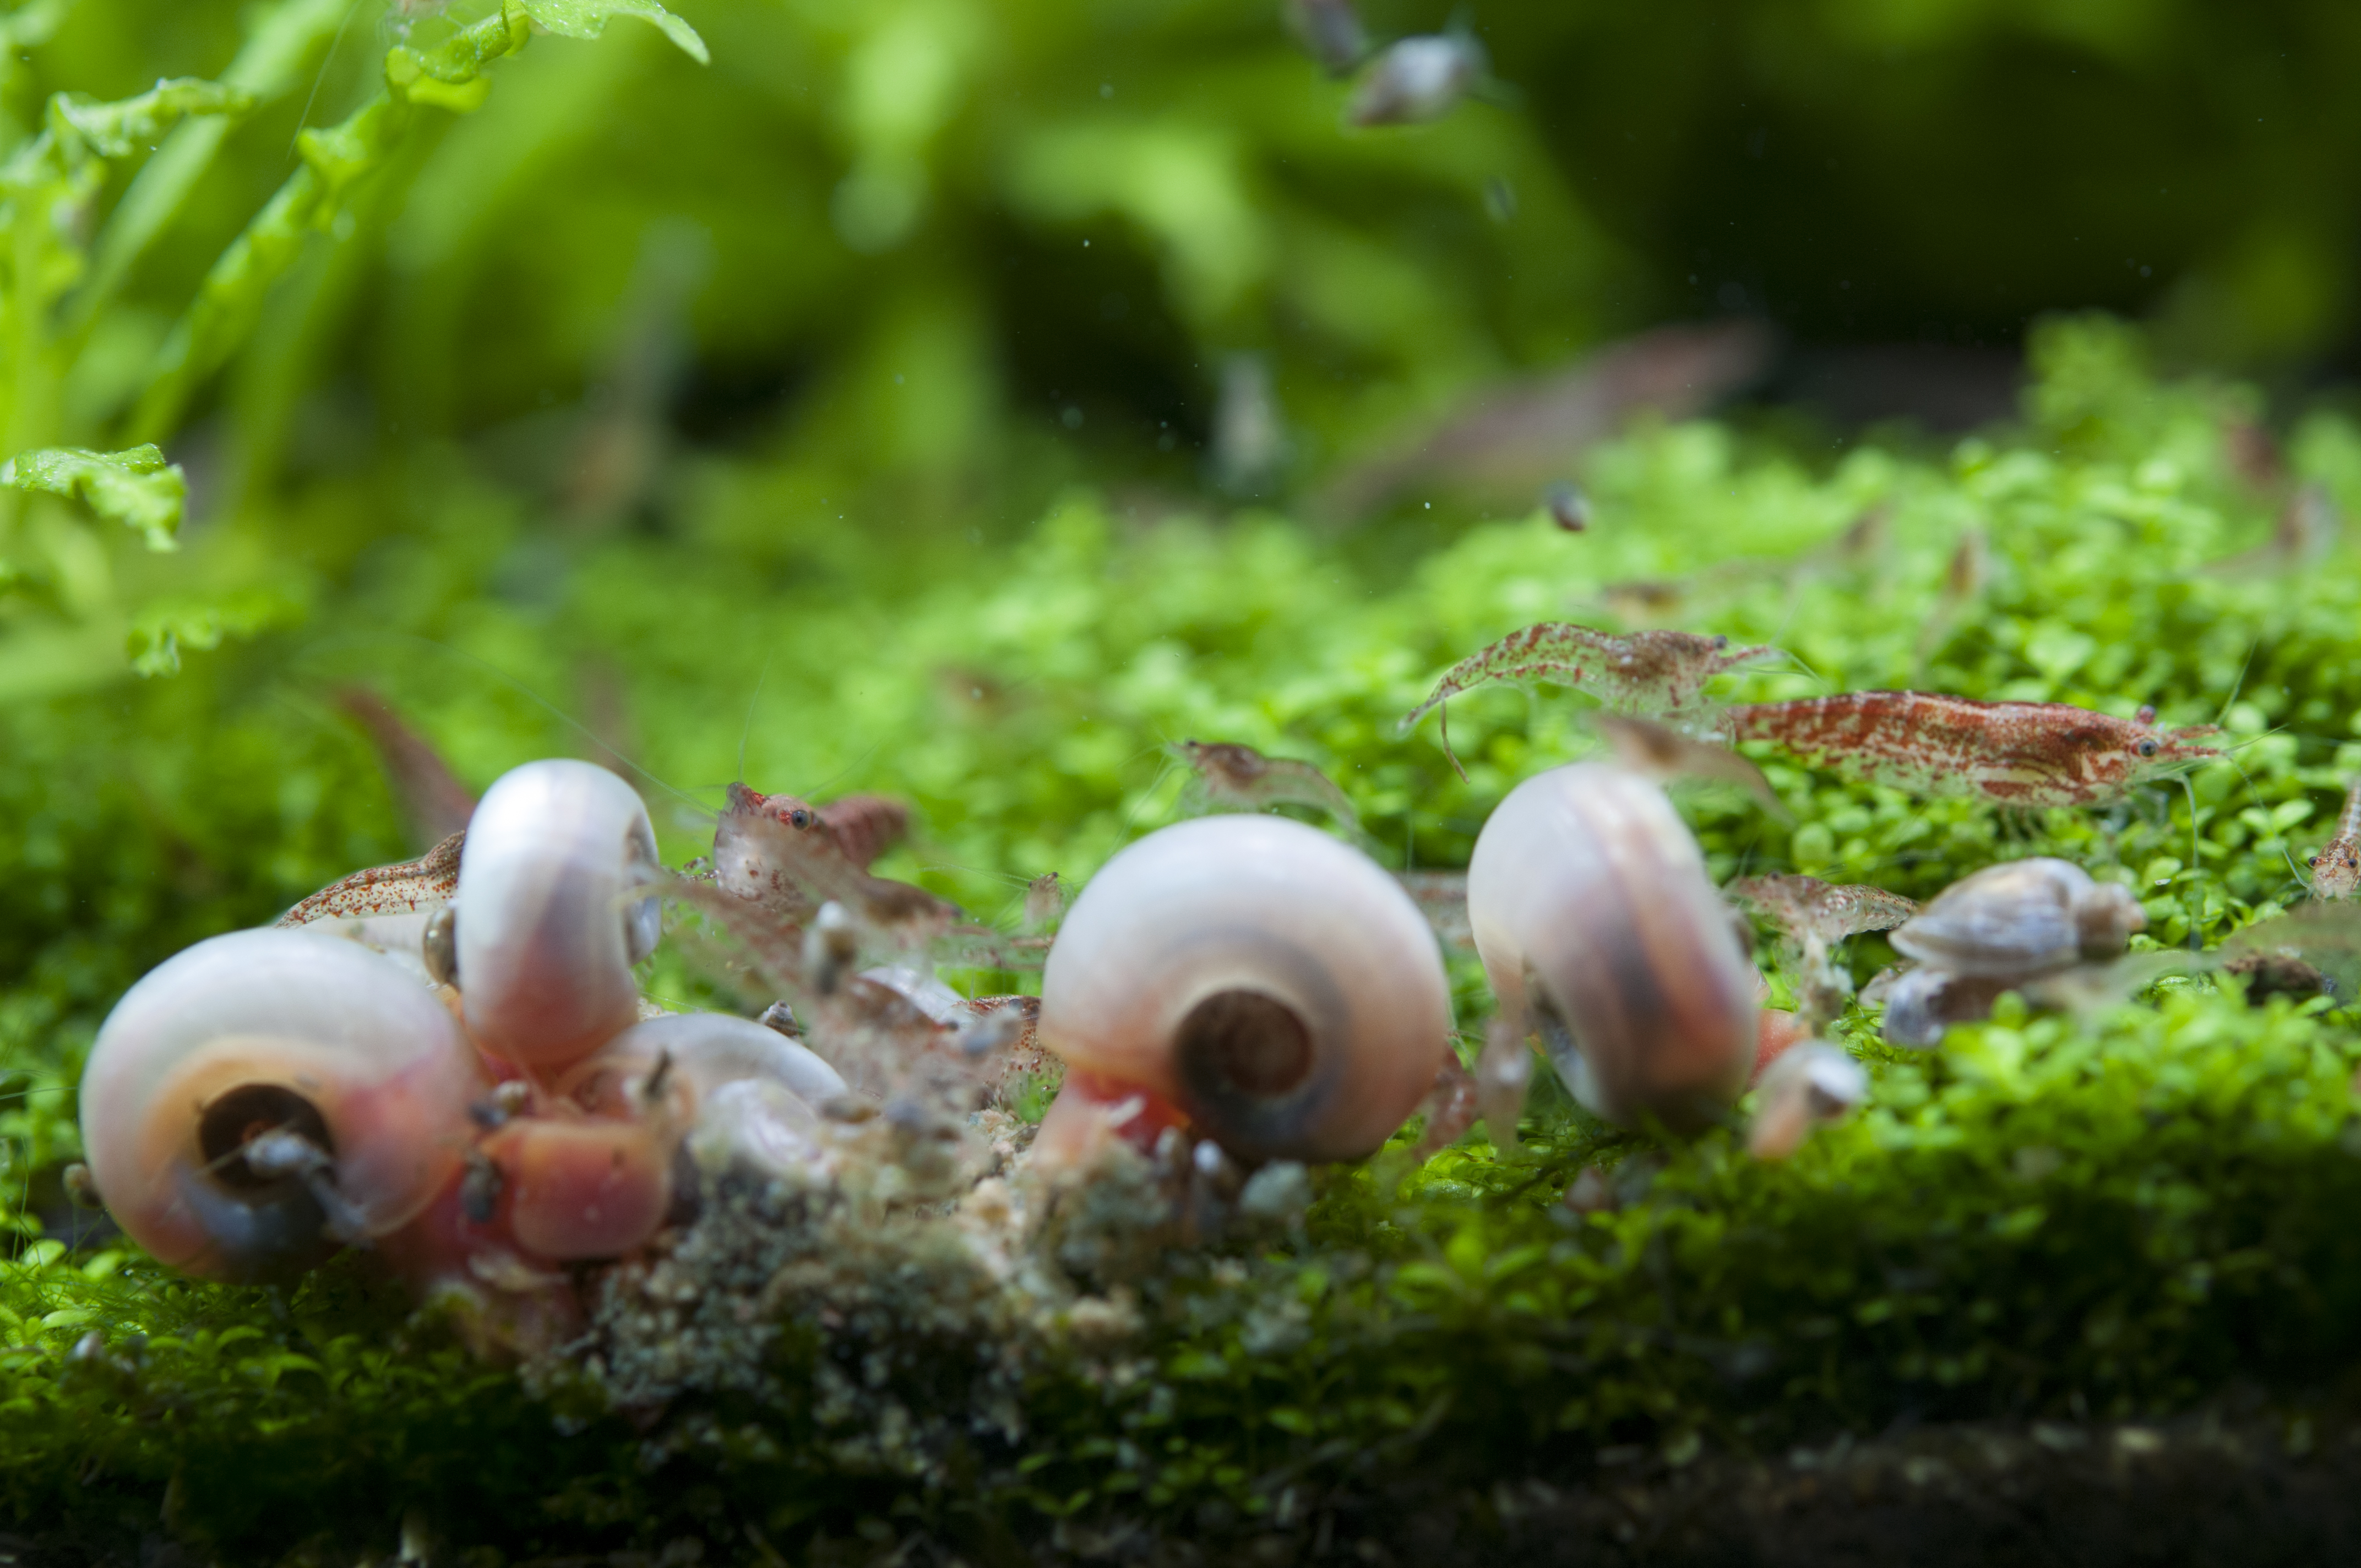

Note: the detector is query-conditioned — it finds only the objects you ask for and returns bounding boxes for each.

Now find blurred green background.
[4,0,2361,1055]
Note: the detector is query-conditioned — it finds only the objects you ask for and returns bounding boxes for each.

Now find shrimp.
[1169,739,1359,832]
[1727,873,1918,1030]
[1723,693,2223,808]
[276,830,463,926]
[2309,777,2361,899]
[1402,623,1778,776]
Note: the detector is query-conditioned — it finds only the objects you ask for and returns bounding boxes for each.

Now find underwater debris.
[1544,480,1588,531]
[1724,693,2224,808]
[1468,762,1756,1135]
[1911,527,1988,674]
[2308,778,2360,899]
[1316,322,1774,519]
[2210,481,2341,576]
[1284,0,1367,74]
[1169,738,1361,832]
[1593,712,1789,818]
[1402,623,1778,777]
[1210,353,1288,496]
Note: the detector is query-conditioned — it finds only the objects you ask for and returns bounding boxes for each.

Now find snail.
[1888,857,2143,977]
[559,1011,848,1183]
[79,928,485,1282]
[1876,857,2146,1048]
[1467,762,1756,1134]
[452,759,663,1068]
[1034,816,1451,1165]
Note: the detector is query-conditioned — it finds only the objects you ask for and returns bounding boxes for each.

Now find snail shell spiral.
[79,928,483,1282]
[1037,816,1451,1164]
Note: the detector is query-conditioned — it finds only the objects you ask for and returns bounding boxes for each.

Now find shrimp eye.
[2311,855,2321,866]
[789,809,814,829]
[2136,740,2159,758]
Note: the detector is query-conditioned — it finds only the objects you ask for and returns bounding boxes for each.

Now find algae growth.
[4,0,2361,1560]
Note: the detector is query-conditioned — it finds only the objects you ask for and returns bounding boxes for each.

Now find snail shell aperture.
[79,929,484,1282]
[1467,762,1756,1133]
[1036,816,1451,1164]
[455,759,662,1068]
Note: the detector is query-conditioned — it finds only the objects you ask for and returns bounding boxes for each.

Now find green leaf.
[511,0,709,65]
[125,587,300,677]
[47,77,254,160]
[0,444,184,549]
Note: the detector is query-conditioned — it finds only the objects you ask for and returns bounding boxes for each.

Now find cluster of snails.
[106,731,2216,1317]
[81,760,853,1319]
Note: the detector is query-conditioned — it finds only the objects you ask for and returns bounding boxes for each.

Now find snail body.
[453,760,662,1068]
[79,929,485,1282]
[1467,762,1755,1133]
[1036,816,1451,1164]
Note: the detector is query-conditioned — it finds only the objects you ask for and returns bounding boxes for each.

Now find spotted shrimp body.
[1723,693,2223,808]
[2311,778,2361,899]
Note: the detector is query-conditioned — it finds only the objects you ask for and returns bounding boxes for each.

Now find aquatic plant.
[7,0,2361,1558]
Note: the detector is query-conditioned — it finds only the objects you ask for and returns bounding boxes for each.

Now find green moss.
[5,319,2361,1560]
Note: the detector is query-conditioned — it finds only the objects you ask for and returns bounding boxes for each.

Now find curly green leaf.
[0,444,184,549]
[512,0,709,64]
[126,587,301,677]
[46,77,254,160]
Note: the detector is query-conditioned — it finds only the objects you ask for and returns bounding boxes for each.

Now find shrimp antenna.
[737,646,777,785]
[2280,841,2316,899]
[2180,771,2205,950]
[1117,748,1182,844]
[2214,635,2261,727]
[290,0,373,157]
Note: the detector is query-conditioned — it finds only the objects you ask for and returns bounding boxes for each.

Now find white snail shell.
[1036,816,1451,1164]
[556,1011,846,1117]
[79,929,483,1282]
[454,760,662,1068]
[1467,762,1756,1133]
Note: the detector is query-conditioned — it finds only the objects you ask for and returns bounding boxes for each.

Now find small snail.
[1467,762,1756,1133]
[79,929,485,1282]
[453,759,663,1068]
[1035,816,1451,1164]
[1887,857,2143,977]
[561,1012,848,1182]
[1875,857,2146,1048]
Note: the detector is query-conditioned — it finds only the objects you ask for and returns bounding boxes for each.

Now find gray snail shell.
[1467,761,1756,1133]
[79,929,483,1282]
[1889,857,2143,978]
[454,759,662,1068]
[1036,815,1451,1164]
